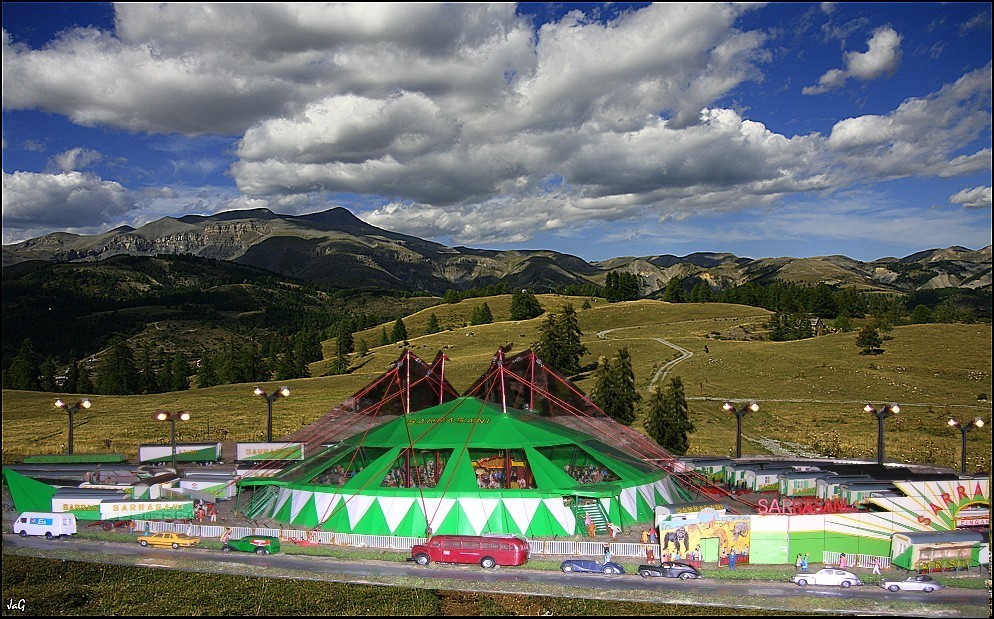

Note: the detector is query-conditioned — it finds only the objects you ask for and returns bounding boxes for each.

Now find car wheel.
[414,553,430,566]
[18,530,27,537]
[923,587,934,593]
[140,540,148,547]
[604,566,619,575]
[480,557,497,569]
[841,580,851,588]
[638,570,650,578]
[222,546,231,552]
[795,579,807,586]
[102,522,114,532]
[172,542,179,549]
[45,532,53,539]
[562,564,573,572]
[887,585,899,592]
[255,547,268,555]
[680,572,696,580]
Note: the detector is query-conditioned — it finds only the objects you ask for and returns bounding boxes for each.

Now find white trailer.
[13,512,78,538]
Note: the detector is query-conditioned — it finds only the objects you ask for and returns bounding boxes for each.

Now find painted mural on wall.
[658,514,752,563]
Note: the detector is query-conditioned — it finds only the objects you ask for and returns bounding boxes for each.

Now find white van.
[12,512,78,538]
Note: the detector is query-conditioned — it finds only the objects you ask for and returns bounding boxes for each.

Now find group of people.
[562,464,616,485]
[382,462,441,488]
[794,552,811,571]
[194,500,218,523]
[475,468,531,489]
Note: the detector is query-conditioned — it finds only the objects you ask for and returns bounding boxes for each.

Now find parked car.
[791,568,863,588]
[560,559,625,575]
[222,535,281,555]
[637,562,701,579]
[136,532,200,549]
[880,574,943,593]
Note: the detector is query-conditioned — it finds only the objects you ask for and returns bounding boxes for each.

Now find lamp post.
[55,398,91,455]
[254,385,290,442]
[864,403,899,465]
[154,410,191,468]
[947,417,985,474]
[723,401,759,459]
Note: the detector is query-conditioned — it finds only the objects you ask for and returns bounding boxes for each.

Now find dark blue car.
[560,559,625,575]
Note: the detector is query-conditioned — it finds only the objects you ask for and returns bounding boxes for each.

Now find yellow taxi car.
[136,531,200,549]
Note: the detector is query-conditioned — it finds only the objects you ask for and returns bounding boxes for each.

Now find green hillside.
[2,298,990,472]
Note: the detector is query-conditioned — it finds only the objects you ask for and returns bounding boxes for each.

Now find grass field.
[2,296,991,472]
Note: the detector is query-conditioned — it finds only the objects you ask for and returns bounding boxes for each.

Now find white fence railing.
[133,520,892,567]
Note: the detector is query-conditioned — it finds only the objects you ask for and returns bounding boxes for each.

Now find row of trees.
[591,347,694,454]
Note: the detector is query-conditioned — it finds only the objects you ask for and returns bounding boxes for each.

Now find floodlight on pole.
[55,398,91,455]
[723,400,759,459]
[864,403,899,465]
[254,385,290,442]
[153,410,191,468]
[947,417,985,474]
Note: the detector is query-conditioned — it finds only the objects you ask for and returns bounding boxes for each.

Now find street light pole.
[723,401,759,459]
[864,403,899,465]
[154,410,191,468]
[55,398,91,455]
[947,417,985,474]
[254,385,290,442]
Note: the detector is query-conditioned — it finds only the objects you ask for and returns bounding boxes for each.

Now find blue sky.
[2,3,991,262]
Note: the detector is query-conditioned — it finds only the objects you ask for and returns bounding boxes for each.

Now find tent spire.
[498,348,506,414]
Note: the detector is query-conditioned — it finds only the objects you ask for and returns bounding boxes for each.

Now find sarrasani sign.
[756,496,857,515]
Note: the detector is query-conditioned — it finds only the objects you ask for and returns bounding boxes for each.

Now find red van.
[409,534,531,569]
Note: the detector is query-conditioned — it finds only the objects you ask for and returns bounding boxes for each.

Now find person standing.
[585,512,596,539]
[603,543,613,564]
[795,553,803,570]
[646,545,655,564]
[649,528,657,545]
[839,553,847,569]
[801,553,809,571]
[641,529,650,544]
[729,549,737,570]
[872,557,881,575]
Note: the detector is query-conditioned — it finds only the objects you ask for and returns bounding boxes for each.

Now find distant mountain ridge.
[3,207,991,296]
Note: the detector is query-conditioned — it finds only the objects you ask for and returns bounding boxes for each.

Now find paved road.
[5,534,990,617]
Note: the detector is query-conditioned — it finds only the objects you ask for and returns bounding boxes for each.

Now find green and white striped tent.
[239,396,691,537]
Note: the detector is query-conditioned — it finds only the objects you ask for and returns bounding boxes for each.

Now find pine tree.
[6,339,42,390]
[138,347,159,394]
[591,348,640,425]
[425,314,442,334]
[356,338,370,357]
[326,351,350,375]
[391,317,408,343]
[196,354,218,388]
[64,353,81,393]
[95,336,140,395]
[510,289,543,320]
[170,351,190,391]
[470,303,494,325]
[379,326,390,346]
[39,356,57,392]
[644,376,694,455]
[336,324,355,356]
[856,325,883,355]
[533,304,587,376]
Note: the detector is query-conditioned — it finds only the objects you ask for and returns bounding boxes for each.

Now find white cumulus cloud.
[949,186,992,209]
[804,26,902,94]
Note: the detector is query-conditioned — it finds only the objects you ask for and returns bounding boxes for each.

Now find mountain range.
[3,207,991,296]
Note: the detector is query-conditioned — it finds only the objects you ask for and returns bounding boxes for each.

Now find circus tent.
[237,349,718,537]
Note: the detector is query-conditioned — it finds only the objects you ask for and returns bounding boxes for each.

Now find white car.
[791,568,864,588]
[880,574,943,593]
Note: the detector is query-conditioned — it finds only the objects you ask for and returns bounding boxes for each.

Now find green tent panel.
[434,500,477,535]
[480,499,517,535]
[524,446,578,490]
[290,491,319,529]
[392,499,430,537]
[1,468,58,513]
[319,496,355,533]
[351,496,392,536]
[271,488,295,523]
[530,498,573,537]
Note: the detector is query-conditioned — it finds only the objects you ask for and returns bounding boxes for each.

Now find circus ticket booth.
[890,530,988,573]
